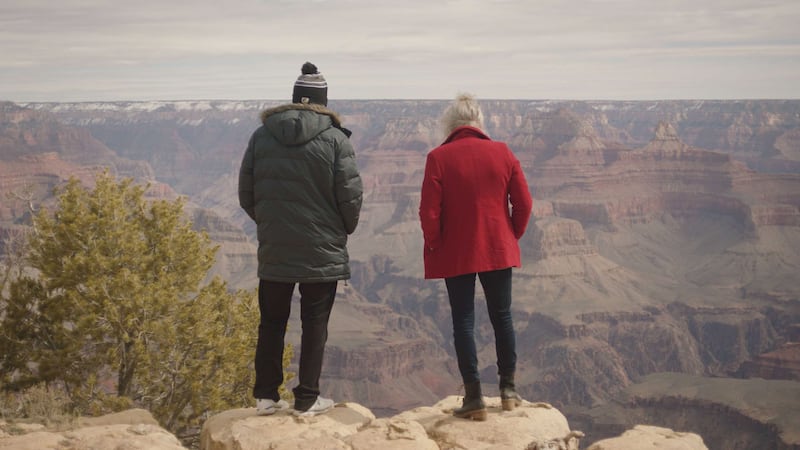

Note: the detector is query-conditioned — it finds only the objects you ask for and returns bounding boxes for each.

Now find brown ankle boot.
[453,381,487,421]
[499,374,523,411]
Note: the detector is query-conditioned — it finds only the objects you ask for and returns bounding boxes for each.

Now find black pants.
[253,279,337,410]
[444,268,517,384]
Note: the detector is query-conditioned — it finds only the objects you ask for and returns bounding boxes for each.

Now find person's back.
[243,103,360,282]
[238,62,362,417]
[423,128,526,278]
[419,93,532,421]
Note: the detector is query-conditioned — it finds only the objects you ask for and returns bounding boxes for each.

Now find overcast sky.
[2,0,799,102]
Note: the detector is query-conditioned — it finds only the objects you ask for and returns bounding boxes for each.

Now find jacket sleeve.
[419,152,443,250]
[238,134,257,221]
[334,137,363,235]
[508,153,533,239]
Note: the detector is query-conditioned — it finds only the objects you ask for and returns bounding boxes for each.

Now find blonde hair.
[441,93,484,135]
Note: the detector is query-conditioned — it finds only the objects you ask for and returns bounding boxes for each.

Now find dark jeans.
[444,268,517,384]
[253,279,337,410]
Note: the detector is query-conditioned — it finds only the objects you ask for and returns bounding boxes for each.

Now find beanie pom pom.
[301,62,318,75]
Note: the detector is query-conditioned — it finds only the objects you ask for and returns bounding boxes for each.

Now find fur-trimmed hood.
[260,103,342,127]
[259,103,350,145]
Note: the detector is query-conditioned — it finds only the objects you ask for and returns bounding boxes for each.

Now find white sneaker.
[292,396,334,417]
[256,398,289,416]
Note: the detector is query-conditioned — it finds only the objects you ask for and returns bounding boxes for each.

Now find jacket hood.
[260,103,344,146]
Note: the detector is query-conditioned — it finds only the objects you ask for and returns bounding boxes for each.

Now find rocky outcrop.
[573,373,800,450]
[358,151,426,203]
[669,303,779,374]
[511,303,784,409]
[739,342,800,380]
[529,217,597,260]
[0,401,717,450]
[586,425,707,450]
[0,409,184,450]
[0,398,797,450]
[585,309,707,378]
[200,397,583,450]
[324,339,438,383]
[188,207,257,287]
[531,119,800,231]
[373,116,440,152]
[774,127,800,161]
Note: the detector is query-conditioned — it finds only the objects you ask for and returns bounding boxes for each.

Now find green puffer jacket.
[238,103,363,282]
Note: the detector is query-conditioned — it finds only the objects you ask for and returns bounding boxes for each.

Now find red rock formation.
[324,339,441,383]
[739,342,800,381]
[529,118,800,232]
[530,217,597,260]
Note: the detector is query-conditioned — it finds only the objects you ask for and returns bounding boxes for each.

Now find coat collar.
[443,126,491,144]
[260,103,343,127]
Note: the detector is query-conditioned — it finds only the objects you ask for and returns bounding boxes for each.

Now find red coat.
[419,126,533,279]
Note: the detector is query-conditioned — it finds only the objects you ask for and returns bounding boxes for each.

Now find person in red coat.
[419,93,533,420]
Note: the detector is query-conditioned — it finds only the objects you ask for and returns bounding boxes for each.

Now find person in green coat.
[238,62,363,417]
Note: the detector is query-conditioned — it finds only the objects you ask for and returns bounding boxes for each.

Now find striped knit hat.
[292,62,328,106]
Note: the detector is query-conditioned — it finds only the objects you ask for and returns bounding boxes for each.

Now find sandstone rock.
[75,408,160,427]
[200,397,583,450]
[653,122,681,142]
[0,400,755,450]
[0,424,186,450]
[375,116,439,152]
[343,418,438,450]
[586,424,707,449]
[525,430,585,450]
[529,217,597,260]
[0,409,183,450]
[394,396,580,450]
[0,431,64,450]
[200,403,374,450]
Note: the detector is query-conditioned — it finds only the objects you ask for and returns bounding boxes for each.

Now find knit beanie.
[292,62,328,106]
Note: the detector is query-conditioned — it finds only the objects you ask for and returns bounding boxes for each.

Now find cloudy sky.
[2,0,799,102]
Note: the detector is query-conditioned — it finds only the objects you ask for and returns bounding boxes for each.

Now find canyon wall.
[2,99,799,447]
